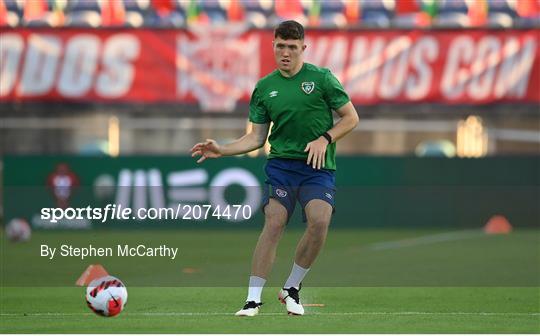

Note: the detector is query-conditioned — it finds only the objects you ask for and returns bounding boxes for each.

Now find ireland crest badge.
[301,82,315,94]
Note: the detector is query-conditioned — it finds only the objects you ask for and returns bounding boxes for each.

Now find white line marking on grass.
[1,311,538,317]
[304,312,540,316]
[369,229,486,251]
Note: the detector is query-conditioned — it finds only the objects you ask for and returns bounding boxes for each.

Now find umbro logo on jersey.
[269,90,278,97]
[301,82,315,94]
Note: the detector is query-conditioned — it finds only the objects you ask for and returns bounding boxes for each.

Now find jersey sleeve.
[248,86,270,124]
[323,70,350,111]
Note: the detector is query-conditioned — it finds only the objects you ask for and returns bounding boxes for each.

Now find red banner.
[1,28,539,110]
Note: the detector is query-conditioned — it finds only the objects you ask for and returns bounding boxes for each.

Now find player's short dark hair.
[274,20,304,40]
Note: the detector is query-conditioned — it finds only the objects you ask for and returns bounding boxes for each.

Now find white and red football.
[86,276,128,317]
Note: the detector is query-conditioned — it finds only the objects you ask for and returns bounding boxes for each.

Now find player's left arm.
[327,101,359,143]
[305,101,359,169]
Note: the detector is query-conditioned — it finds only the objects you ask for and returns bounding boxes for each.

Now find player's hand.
[190,139,222,163]
[304,137,328,170]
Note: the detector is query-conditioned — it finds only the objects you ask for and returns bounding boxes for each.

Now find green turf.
[1,229,539,332]
[1,229,539,287]
[1,287,539,333]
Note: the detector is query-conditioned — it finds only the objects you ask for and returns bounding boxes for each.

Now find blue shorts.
[262,158,336,222]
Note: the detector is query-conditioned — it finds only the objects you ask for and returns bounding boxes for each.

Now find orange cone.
[76,264,109,286]
[484,215,513,234]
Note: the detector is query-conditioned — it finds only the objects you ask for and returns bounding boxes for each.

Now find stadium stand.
[122,0,147,27]
[317,0,347,28]
[393,0,424,27]
[432,0,470,27]
[64,0,103,27]
[197,0,228,25]
[1,0,22,26]
[273,0,308,26]
[144,0,185,27]
[240,0,273,28]
[359,0,394,27]
[487,0,516,27]
[0,0,538,28]
[515,0,540,26]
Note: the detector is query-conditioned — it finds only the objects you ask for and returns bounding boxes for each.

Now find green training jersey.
[249,63,350,170]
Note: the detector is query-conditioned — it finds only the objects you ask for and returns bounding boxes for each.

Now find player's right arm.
[190,122,270,163]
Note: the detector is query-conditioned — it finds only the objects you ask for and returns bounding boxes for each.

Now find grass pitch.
[1,287,539,333]
[1,228,539,333]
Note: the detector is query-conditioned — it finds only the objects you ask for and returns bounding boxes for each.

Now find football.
[5,218,32,242]
[86,276,128,317]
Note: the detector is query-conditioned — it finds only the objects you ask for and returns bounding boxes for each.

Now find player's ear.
[302,44,307,51]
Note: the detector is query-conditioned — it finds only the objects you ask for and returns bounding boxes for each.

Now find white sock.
[284,262,310,289]
[246,276,266,303]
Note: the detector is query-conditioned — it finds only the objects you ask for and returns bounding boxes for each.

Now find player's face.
[273,37,306,75]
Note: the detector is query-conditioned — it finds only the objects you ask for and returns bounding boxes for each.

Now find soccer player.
[190,20,359,316]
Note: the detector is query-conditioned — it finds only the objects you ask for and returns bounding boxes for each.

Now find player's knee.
[264,211,286,231]
[263,215,286,235]
[307,216,330,233]
[263,200,288,230]
[264,220,285,238]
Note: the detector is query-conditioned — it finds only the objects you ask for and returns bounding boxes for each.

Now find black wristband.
[321,132,332,144]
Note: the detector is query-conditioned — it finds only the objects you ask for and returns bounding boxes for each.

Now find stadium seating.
[0,0,538,28]
[197,0,227,25]
[144,0,185,27]
[514,0,540,27]
[64,0,103,27]
[393,0,422,27]
[273,0,308,27]
[488,0,517,17]
[318,0,347,28]
[2,0,59,27]
[123,0,148,27]
[1,0,22,26]
[432,0,470,27]
[240,0,273,28]
[485,0,516,27]
[359,0,394,27]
